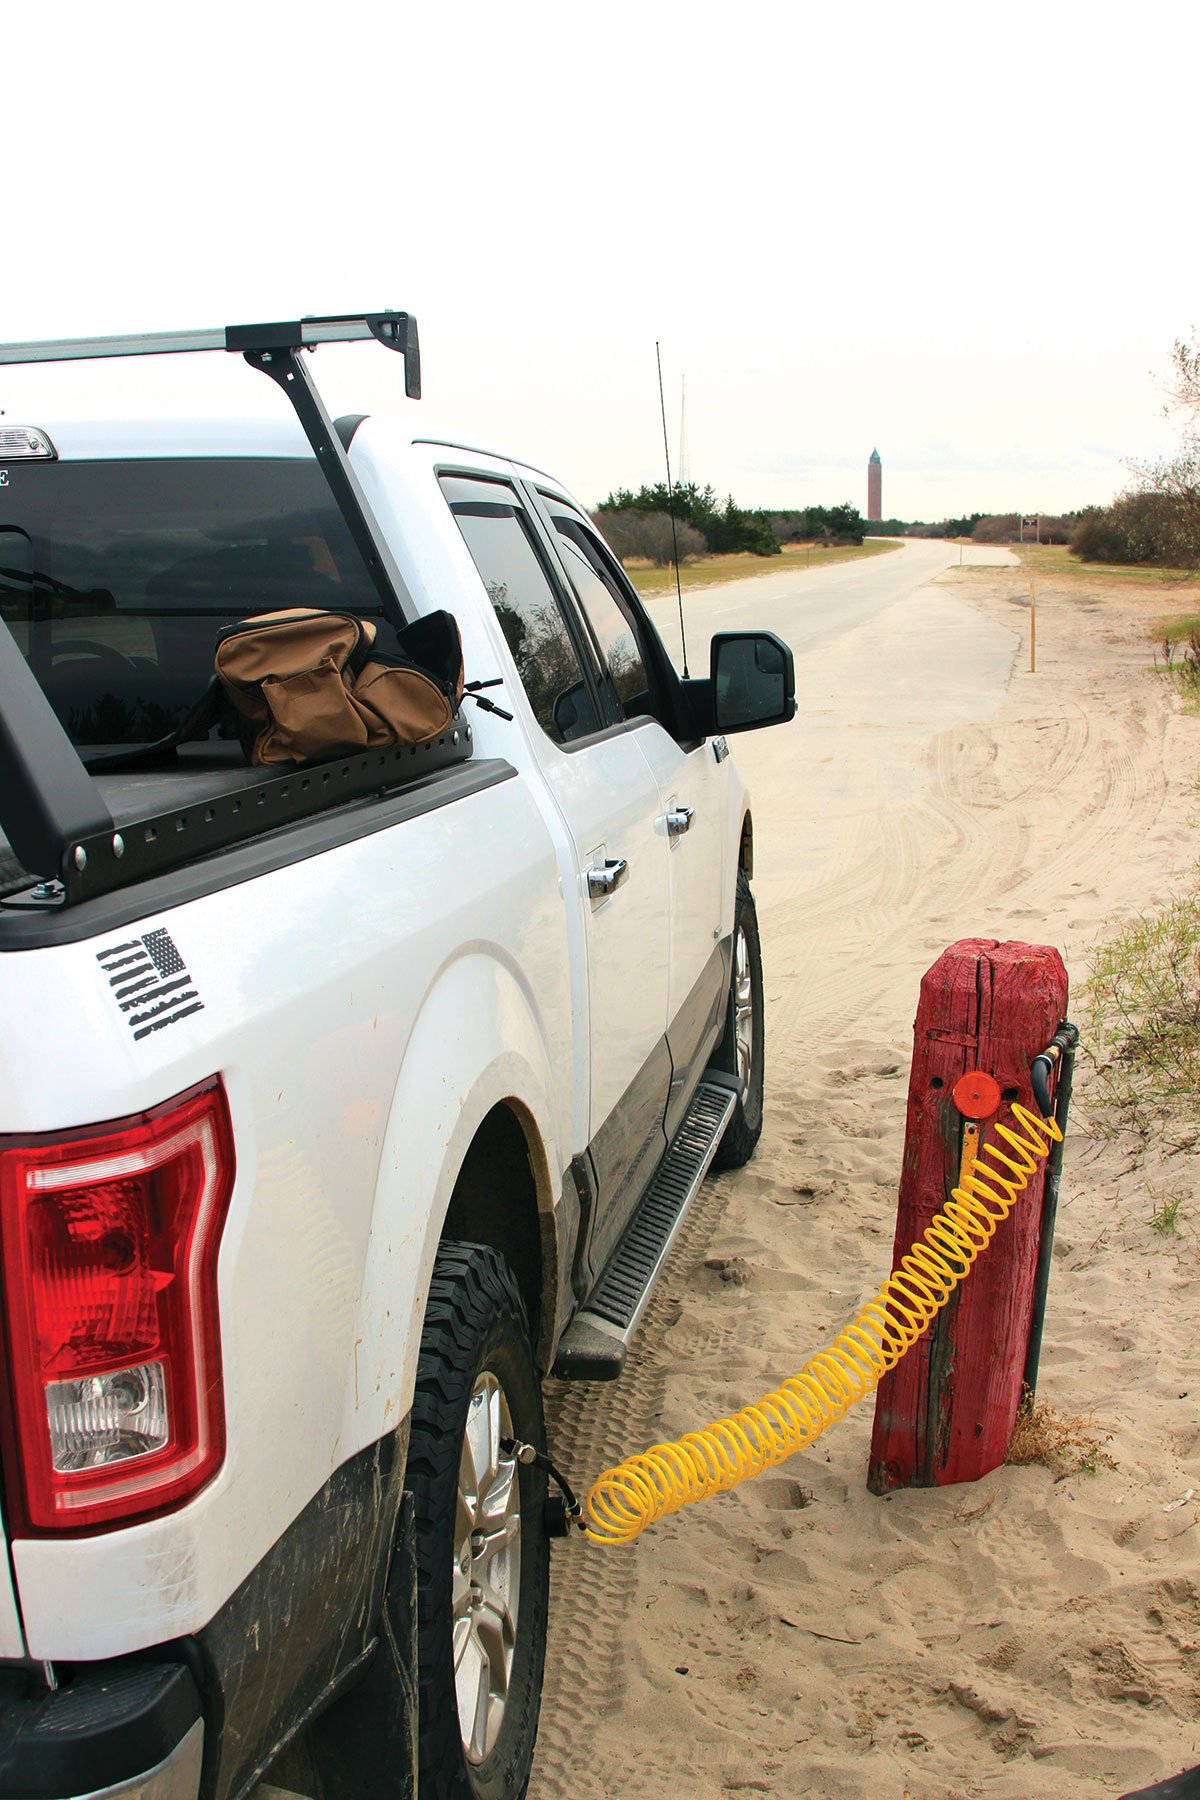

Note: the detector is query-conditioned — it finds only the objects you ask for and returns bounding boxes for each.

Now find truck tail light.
[0,1080,234,1532]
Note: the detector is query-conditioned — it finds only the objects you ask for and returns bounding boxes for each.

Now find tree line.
[966,337,1200,569]
[594,483,864,566]
[1066,339,1200,570]
[863,513,1081,544]
[863,513,985,539]
[594,339,1200,576]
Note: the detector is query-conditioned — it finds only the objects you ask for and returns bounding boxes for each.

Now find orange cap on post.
[953,1070,1002,1120]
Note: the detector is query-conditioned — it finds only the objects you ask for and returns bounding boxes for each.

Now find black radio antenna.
[656,341,690,678]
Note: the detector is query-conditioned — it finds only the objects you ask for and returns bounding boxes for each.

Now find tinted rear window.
[0,458,378,745]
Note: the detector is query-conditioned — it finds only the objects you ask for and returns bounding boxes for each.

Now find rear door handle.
[665,805,694,837]
[587,858,629,899]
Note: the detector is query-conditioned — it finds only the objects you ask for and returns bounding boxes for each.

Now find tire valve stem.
[501,1437,586,1538]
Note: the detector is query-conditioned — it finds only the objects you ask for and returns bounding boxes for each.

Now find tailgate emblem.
[96,928,204,1041]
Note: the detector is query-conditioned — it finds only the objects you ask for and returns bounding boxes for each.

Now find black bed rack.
[0,310,476,912]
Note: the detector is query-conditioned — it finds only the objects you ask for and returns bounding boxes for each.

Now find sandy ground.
[530,547,1200,1800]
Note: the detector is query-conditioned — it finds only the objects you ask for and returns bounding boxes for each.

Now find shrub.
[972,513,1078,545]
[592,509,706,567]
[596,482,779,557]
[769,504,865,546]
[1070,485,1200,570]
[972,514,1019,543]
[1069,506,1135,562]
[1034,514,1078,545]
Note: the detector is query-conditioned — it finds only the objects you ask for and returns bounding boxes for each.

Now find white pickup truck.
[0,313,794,1800]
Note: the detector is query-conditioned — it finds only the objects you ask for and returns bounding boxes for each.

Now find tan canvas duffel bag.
[215,607,465,766]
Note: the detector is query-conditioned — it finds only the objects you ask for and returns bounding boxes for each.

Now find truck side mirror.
[710,632,796,733]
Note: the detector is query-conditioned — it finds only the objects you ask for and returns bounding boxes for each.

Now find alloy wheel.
[734,922,756,1101]
[453,1372,522,1764]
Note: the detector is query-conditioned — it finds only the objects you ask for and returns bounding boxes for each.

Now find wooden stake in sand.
[867,938,1068,1494]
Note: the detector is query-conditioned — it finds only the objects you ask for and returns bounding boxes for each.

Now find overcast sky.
[5,0,1196,521]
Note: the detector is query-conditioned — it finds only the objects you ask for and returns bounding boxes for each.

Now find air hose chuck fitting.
[501,1437,586,1538]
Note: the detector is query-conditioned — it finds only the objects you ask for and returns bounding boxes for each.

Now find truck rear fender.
[343,949,564,1449]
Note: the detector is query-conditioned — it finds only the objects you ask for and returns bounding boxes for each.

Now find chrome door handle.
[665,805,694,837]
[587,858,628,898]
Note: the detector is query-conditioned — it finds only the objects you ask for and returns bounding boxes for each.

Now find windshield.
[0,458,378,745]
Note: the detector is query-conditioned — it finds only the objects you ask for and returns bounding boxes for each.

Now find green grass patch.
[1153,613,1200,645]
[1085,889,1200,1155]
[1150,626,1200,713]
[1150,1190,1187,1235]
[625,537,899,597]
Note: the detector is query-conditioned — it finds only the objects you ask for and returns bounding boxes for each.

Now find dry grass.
[1012,542,1200,596]
[970,547,1200,709]
[625,538,899,597]
[1007,1392,1117,1479]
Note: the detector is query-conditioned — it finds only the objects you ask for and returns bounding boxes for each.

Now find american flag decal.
[96,928,204,1041]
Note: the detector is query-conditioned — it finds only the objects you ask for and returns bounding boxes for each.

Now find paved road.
[649,540,1021,885]
[644,537,1015,664]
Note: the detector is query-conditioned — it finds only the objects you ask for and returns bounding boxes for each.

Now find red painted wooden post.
[867,939,1068,1493]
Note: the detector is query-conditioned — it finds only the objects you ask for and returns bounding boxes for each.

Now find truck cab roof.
[14,414,556,481]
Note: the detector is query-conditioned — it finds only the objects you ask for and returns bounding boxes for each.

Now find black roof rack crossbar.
[0,312,422,398]
[0,311,421,632]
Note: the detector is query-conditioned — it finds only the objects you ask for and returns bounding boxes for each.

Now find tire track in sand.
[529,1169,740,1800]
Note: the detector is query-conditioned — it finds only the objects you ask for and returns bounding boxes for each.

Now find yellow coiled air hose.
[583,1102,1062,1545]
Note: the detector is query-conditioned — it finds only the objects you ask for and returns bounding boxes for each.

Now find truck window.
[439,476,603,745]
[553,530,650,721]
[0,459,378,746]
[0,529,32,642]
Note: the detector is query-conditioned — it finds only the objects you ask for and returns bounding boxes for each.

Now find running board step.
[552,1078,737,1381]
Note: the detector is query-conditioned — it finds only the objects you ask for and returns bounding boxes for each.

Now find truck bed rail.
[0,729,474,911]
